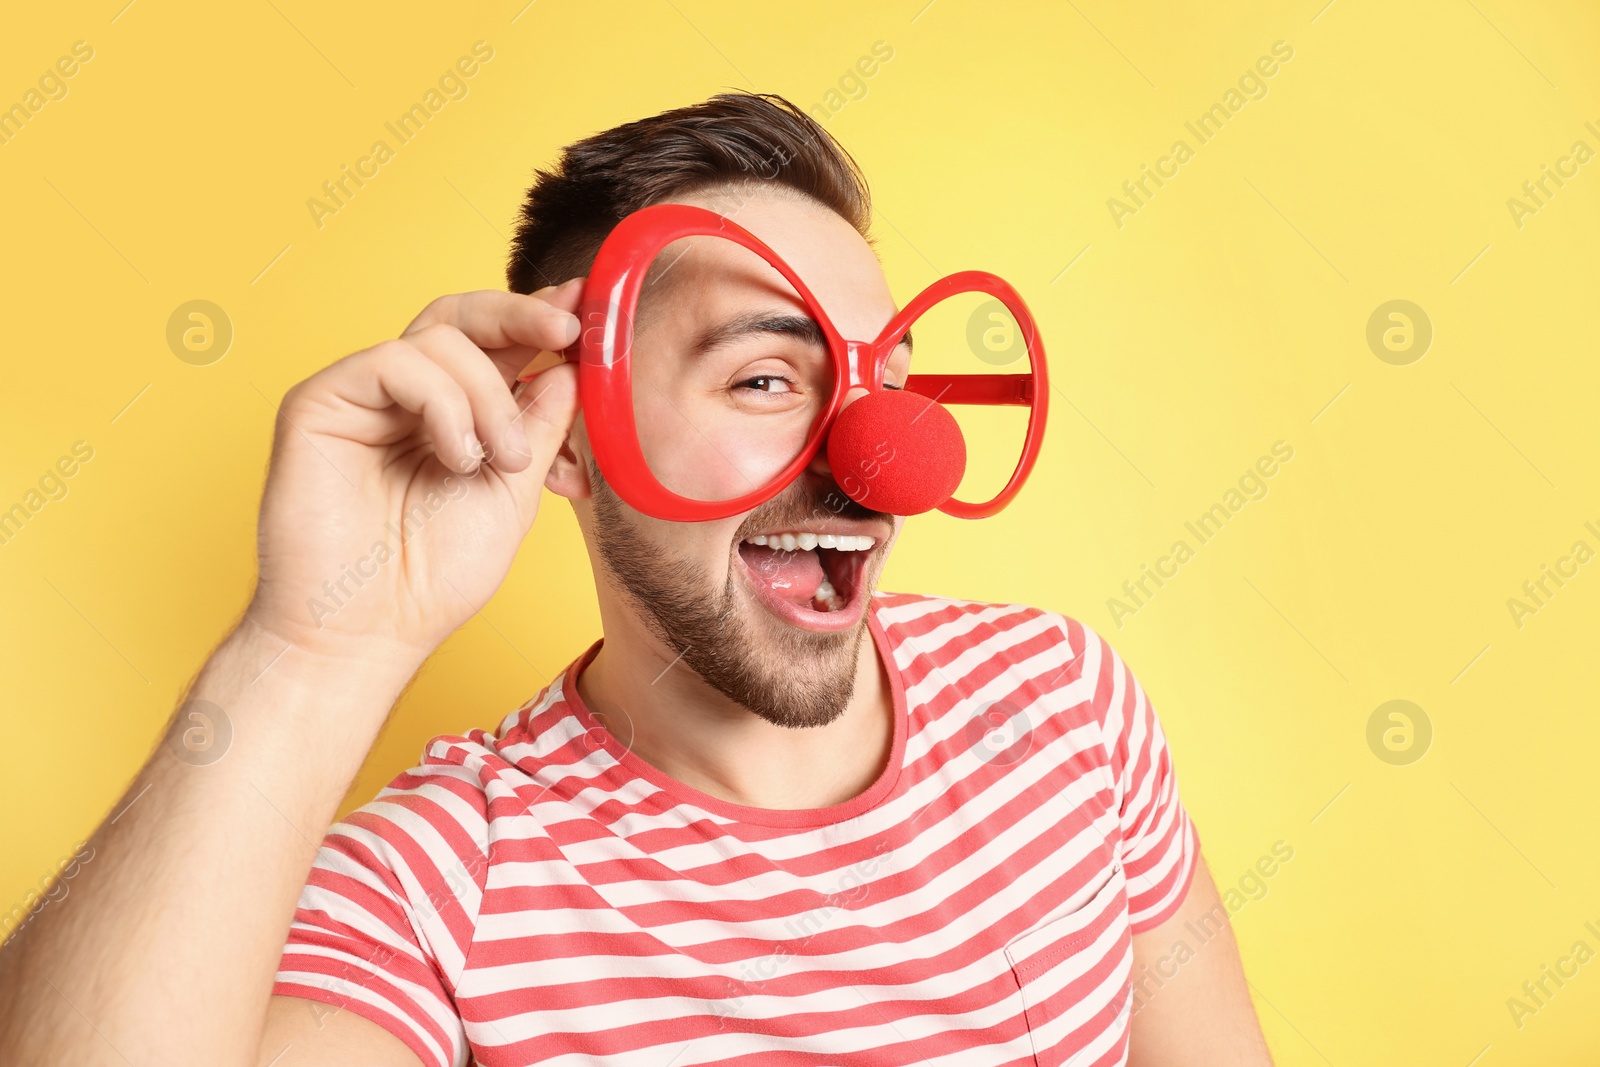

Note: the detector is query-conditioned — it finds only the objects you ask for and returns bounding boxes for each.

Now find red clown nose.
[825,389,967,515]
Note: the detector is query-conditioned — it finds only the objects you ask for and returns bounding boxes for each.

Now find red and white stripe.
[276,592,1198,1067]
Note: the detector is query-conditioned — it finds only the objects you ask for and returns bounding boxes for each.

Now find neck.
[574,603,894,811]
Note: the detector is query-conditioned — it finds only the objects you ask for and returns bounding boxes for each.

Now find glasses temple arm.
[902,373,1035,406]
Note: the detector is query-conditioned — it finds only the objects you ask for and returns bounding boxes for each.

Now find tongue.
[739,543,825,605]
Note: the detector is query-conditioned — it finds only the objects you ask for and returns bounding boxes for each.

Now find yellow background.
[3,1,1599,1062]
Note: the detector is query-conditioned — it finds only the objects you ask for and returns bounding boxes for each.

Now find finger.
[506,279,586,383]
[312,340,483,474]
[535,276,586,314]
[403,322,531,474]
[402,282,583,362]
[502,361,580,516]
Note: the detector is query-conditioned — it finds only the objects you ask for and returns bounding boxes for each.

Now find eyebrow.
[690,311,914,356]
[693,312,825,356]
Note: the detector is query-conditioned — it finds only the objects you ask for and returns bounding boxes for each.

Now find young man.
[0,93,1272,1065]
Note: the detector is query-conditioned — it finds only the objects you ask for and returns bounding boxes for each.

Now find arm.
[0,285,585,1066]
[0,622,426,1067]
[1126,851,1274,1066]
[1082,621,1273,1064]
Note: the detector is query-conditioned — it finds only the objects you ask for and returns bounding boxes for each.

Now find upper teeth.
[745,532,877,552]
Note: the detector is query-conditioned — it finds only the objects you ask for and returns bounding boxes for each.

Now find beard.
[589,463,884,730]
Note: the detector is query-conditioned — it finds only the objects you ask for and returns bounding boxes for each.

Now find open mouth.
[734,530,879,632]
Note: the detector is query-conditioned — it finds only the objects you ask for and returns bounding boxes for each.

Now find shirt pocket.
[1003,861,1134,1067]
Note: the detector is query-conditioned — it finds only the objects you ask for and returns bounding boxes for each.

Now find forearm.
[0,617,422,1065]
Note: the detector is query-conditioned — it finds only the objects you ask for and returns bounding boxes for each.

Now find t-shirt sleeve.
[273,760,489,1067]
[1089,625,1200,933]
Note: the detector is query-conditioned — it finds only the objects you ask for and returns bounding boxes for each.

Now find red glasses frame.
[566,203,1050,522]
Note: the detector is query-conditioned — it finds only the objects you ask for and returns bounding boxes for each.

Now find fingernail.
[559,312,580,346]
[509,420,531,457]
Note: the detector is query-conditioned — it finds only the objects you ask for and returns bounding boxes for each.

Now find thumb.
[504,361,580,514]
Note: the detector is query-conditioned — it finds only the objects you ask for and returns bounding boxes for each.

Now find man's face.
[572,184,910,730]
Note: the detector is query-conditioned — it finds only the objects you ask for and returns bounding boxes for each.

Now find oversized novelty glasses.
[562,203,1049,522]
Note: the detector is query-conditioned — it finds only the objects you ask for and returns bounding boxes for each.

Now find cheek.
[634,389,816,501]
[600,490,734,578]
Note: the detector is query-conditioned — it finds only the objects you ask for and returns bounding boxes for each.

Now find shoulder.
[311,741,500,916]
[871,589,1077,657]
[321,679,574,879]
[870,589,1116,681]
[871,591,1145,741]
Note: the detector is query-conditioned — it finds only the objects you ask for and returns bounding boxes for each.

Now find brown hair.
[505,91,872,294]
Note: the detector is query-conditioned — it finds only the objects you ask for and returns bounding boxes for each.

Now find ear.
[544,413,593,500]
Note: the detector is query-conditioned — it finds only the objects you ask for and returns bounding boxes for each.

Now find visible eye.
[735,374,796,394]
[882,381,904,391]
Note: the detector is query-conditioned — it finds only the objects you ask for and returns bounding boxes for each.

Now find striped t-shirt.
[274,591,1199,1066]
